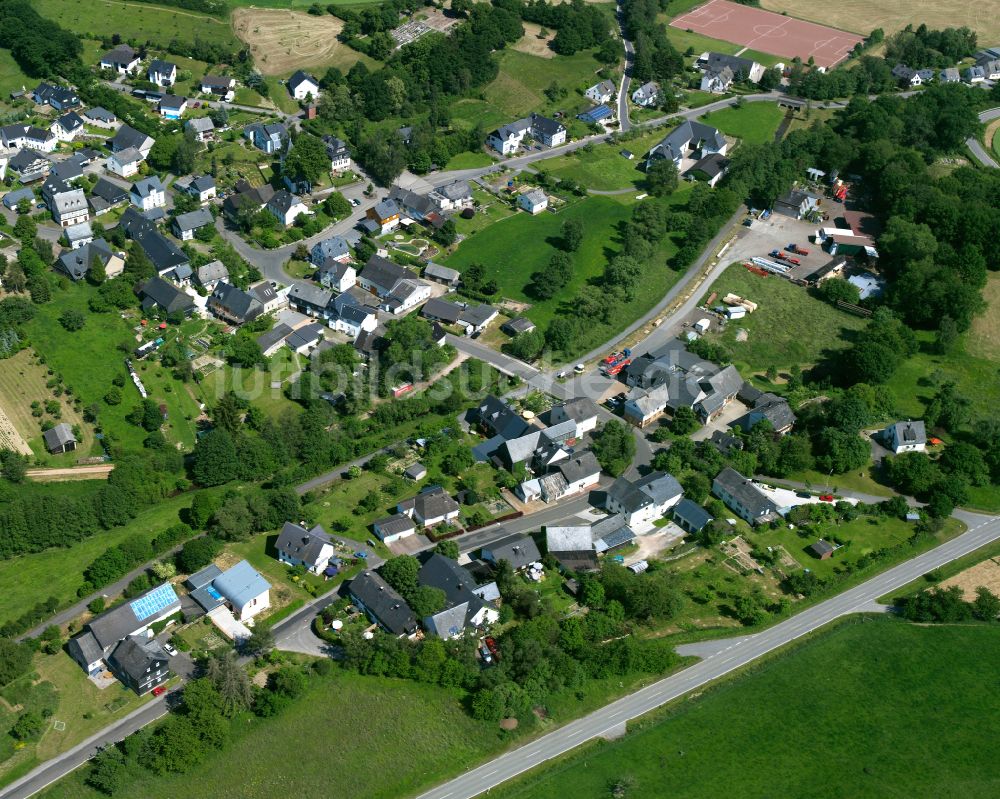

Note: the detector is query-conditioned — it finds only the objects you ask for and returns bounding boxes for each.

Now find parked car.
[574,363,585,374]
[819,494,834,502]
[151,685,167,697]
[163,642,178,657]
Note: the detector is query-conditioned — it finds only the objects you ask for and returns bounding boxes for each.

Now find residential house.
[487,113,567,154]
[136,229,191,282]
[99,45,141,74]
[418,554,499,639]
[544,525,597,572]
[712,467,781,525]
[585,79,617,104]
[138,276,195,316]
[318,261,357,293]
[56,239,124,281]
[287,283,334,321]
[330,296,378,337]
[577,104,615,124]
[372,513,417,545]
[288,70,320,101]
[285,322,325,354]
[185,116,215,143]
[703,52,765,83]
[130,176,166,211]
[1,187,33,211]
[482,534,541,571]
[257,323,294,357]
[428,180,473,212]
[64,220,93,250]
[773,188,821,220]
[882,420,927,454]
[89,177,129,216]
[555,451,601,495]
[891,64,922,87]
[964,66,986,83]
[208,281,264,325]
[50,112,84,142]
[200,75,236,101]
[397,486,461,528]
[107,636,170,695]
[364,198,401,235]
[421,297,497,335]
[83,107,118,128]
[177,174,216,203]
[939,67,961,83]
[310,235,352,267]
[43,422,77,454]
[212,559,271,621]
[605,471,683,528]
[158,95,187,119]
[68,582,180,678]
[111,124,155,156]
[250,281,286,314]
[549,397,600,439]
[194,260,229,291]
[673,498,713,535]
[106,147,143,178]
[687,153,729,187]
[275,521,334,575]
[31,82,79,111]
[222,180,275,220]
[358,255,430,314]
[322,135,351,171]
[7,149,50,183]
[979,58,1000,80]
[148,60,177,87]
[646,120,726,171]
[44,179,89,227]
[519,189,548,214]
[244,122,287,154]
[388,185,438,223]
[732,392,796,435]
[694,365,743,421]
[475,394,529,441]
[631,81,660,107]
[1,124,56,152]
[700,65,735,94]
[171,207,213,240]
[424,262,460,286]
[266,190,308,226]
[349,571,418,636]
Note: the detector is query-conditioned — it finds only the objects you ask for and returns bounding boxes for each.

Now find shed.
[810,540,834,560]
[404,462,428,481]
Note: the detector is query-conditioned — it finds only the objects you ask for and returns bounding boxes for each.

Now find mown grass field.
[34,0,240,51]
[40,671,502,799]
[540,128,668,191]
[493,619,1000,799]
[700,264,867,374]
[0,48,31,104]
[0,490,192,628]
[700,102,785,145]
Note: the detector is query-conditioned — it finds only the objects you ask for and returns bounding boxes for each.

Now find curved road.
[615,1,634,132]
[415,510,1000,799]
[967,106,1000,168]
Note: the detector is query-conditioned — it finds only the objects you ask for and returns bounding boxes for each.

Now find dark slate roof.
[92,177,129,205]
[713,467,778,518]
[311,235,351,264]
[673,498,713,532]
[86,583,181,650]
[173,208,213,232]
[276,521,331,566]
[135,228,188,273]
[477,395,529,440]
[109,635,168,682]
[361,255,411,294]
[84,107,116,123]
[374,513,416,538]
[9,148,49,172]
[111,124,152,152]
[811,540,834,557]
[530,113,565,137]
[57,238,114,281]
[159,94,186,110]
[422,297,462,324]
[285,322,324,351]
[257,323,294,352]
[556,451,600,484]
[288,282,333,310]
[704,51,759,78]
[267,189,302,215]
[288,70,318,91]
[139,276,194,314]
[418,553,480,606]
[349,571,418,635]
[648,120,725,163]
[483,534,540,570]
[209,281,263,323]
[43,422,76,450]
[149,59,175,75]
[55,111,84,133]
[185,563,223,590]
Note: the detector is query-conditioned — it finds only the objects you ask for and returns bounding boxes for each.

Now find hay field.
[511,22,557,58]
[967,272,1000,361]
[232,8,355,76]
[760,0,1000,40]
[940,557,1000,602]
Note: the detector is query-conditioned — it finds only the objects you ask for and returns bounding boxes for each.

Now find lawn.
[540,128,669,191]
[40,671,501,799]
[493,619,1000,799]
[660,25,741,58]
[700,264,868,374]
[0,490,193,628]
[0,48,31,104]
[196,349,303,422]
[24,284,203,451]
[453,188,518,236]
[967,271,1000,362]
[444,150,497,170]
[700,102,785,145]
[34,0,240,52]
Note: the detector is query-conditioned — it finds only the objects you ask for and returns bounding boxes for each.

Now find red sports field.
[670,0,865,69]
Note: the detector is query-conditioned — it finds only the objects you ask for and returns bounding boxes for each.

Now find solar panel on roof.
[129,583,178,622]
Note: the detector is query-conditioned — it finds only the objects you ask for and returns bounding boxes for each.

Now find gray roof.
[435,180,472,202]
[109,635,168,682]
[111,124,153,152]
[424,262,460,283]
[111,146,142,166]
[54,112,84,133]
[159,94,186,110]
[888,420,926,446]
[268,189,303,216]
[2,187,35,210]
[704,51,760,78]
[422,297,463,324]
[374,513,416,538]
[288,282,333,310]
[92,177,129,205]
[418,553,480,606]
[632,80,659,102]
[213,560,270,608]
[55,238,114,281]
[100,44,137,66]
[483,534,540,570]
[673,498,713,532]
[85,107,116,122]
[131,176,163,199]
[811,540,835,557]
[502,430,542,465]
[185,563,223,590]
[349,571,418,635]
[425,602,473,639]
[136,228,188,274]
[210,282,264,323]
[502,317,536,335]
[173,208,213,232]
[43,422,76,450]
[196,260,229,285]
[591,514,635,553]
[648,120,725,164]
[546,526,593,553]
[556,451,600,484]
[460,304,496,328]
[140,276,194,314]
[361,255,412,294]
[713,467,778,520]
[285,322,325,351]
[276,521,331,566]
[371,198,400,219]
[186,117,214,134]
[202,74,234,89]
[413,487,460,521]
[257,323,294,353]
[65,220,93,242]
[404,462,427,479]
[85,583,181,651]
[68,631,103,666]
[553,397,599,425]
[311,235,351,264]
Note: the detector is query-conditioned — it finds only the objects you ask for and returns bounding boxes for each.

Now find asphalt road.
[967,106,1000,168]
[615,2,634,132]
[414,511,1000,799]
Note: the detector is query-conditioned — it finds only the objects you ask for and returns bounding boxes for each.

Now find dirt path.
[26,464,114,482]
[94,0,228,24]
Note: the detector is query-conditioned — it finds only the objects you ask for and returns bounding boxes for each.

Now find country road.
[414,510,1000,799]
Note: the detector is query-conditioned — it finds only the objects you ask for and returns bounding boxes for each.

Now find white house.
[275,521,335,575]
[555,451,601,495]
[148,59,177,87]
[99,45,140,75]
[604,472,683,528]
[397,486,461,528]
[158,95,187,120]
[0,124,56,152]
[200,75,236,101]
[323,135,351,171]
[487,113,566,155]
[288,70,320,101]
[319,261,357,293]
[701,66,734,94]
[177,174,216,203]
[631,81,660,107]
[519,189,548,214]
[185,117,215,143]
[50,112,84,142]
[549,397,600,439]
[213,560,271,621]
[882,420,927,454]
[585,79,616,104]
[130,176,166,211]
[107,147,143,178]
[83,107,119,129]
[373,513,417,545]
[266,190,308,227]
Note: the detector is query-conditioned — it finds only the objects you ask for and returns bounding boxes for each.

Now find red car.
[484,636,500,660]
[819,494,834,502]
[786,257,801,266]
[151,685,167,697]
